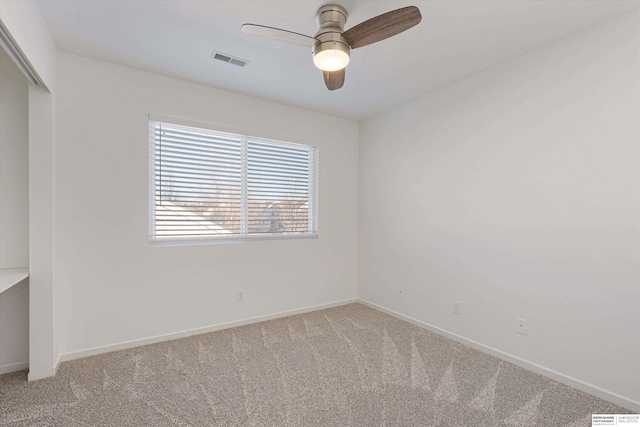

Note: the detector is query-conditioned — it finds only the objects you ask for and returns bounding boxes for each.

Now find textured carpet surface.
[0,303,629,426]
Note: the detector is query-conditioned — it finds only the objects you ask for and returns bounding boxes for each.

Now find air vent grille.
[211,51,248,67]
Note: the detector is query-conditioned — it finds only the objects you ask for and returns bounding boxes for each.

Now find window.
[149,118,318,244]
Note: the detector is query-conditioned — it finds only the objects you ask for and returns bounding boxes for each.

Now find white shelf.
[0,268,29,294]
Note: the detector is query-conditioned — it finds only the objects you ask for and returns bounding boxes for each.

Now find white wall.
[28,83,57,380]
[359,10,640,410]
[0,47,29,373]
[56,52,359,357]
[0,45,29,268]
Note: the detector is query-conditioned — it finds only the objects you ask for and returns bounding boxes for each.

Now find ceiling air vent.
[211,51,248,67]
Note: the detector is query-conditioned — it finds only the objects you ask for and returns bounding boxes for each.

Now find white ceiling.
[37,0,640,120]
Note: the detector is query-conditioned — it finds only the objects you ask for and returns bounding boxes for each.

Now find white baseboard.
[53,352,62,375]
[0,360,28,375]
[358,299,640,413]
[57,298,357,365]
[28,367,56,381]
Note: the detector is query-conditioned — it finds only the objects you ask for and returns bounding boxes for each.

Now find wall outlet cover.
[516,317,527,335]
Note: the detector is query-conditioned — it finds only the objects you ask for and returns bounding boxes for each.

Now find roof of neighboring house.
[155,201,232,236]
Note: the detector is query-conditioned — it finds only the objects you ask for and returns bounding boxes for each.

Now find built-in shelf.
[0,268,29,294]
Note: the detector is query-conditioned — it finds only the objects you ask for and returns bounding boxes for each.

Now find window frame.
[148,115,319,246]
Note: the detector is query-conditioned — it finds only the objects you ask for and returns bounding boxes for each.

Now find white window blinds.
[150,119,318,243]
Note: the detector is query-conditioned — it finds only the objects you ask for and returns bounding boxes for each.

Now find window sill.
[149,233,318,247]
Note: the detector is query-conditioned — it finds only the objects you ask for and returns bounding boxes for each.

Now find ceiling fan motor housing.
[313,5,350,70]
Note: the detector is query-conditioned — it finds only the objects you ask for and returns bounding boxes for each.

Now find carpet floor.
[0,303,629,426]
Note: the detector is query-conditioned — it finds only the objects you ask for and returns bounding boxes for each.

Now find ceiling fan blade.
[323,69,345,91]
[241,24,316,47]
[342,6,421,49]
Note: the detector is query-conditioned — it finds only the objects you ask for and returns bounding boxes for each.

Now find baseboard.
[0,360,28,375]
[54,351,62,375]
[58,298,357,364]
[358,298,640,413]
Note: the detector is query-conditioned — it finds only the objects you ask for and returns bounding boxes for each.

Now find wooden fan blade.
[342,6,421,49]
[241,24,316,47]
[323,69,345,91]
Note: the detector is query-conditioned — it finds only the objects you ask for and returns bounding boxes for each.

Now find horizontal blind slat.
[156,151,242,166]
[157,164,240,176]
[247,140,309,155]
[159,130,241,146]
[247,152,309,163]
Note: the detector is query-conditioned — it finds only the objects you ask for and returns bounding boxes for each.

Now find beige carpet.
[0,303,629,426]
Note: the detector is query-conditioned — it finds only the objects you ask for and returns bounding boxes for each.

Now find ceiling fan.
[241,4,422,91]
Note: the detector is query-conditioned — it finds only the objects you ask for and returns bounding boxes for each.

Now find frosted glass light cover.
[313,49,349,71]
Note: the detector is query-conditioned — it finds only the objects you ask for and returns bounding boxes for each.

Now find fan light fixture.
[313,41,350,71]
[241,4,422,90]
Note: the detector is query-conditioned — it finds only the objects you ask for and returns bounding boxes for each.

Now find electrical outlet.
[452,300,461,315]
[516,317,527,335]
[398,286,404,298]
[237,290,245,303]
